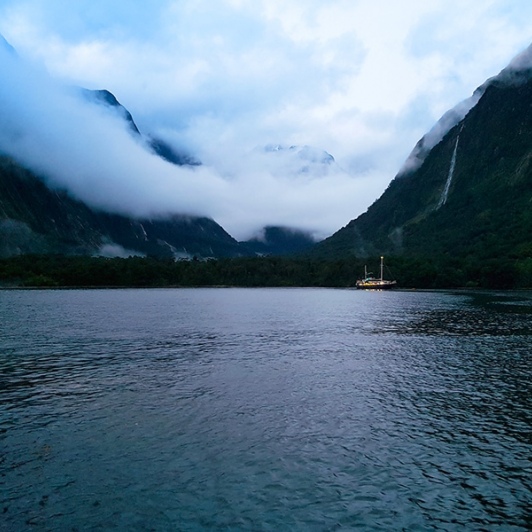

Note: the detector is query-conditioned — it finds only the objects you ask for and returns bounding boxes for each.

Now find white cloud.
[0,0,531,240]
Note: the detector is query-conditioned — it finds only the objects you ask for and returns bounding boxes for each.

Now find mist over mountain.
[0,36,240,258]
[262,145,336,176]
[0,154,249,259]
[81,88,200,166]
[242,226,317,256]
[312,50,532,285]
[0,83,313,258]
[0,33,361,240]
[2,29,532,274]
[0,39,221,224]
[0,34,334,257]
[399,43,532,176]
[0,151,320,259]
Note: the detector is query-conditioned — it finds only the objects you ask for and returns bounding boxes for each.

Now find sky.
[0,0,531,241]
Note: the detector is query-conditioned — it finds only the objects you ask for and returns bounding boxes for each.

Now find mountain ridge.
[0,154,249,258]
[0,33,314,258]
[310,63,532,283]
[2,31,532,275]
[399,43,532,176]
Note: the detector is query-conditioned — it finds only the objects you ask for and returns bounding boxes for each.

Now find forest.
[1,253,530,289]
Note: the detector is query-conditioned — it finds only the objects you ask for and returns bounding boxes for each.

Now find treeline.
[0,254,531,289]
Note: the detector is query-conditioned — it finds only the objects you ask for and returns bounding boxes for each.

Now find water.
[438,133,460,209]
[1,288,531,531]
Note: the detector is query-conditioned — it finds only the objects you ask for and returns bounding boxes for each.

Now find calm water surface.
[1,288,531,531]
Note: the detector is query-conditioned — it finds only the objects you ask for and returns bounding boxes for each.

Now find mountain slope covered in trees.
[310,57,532,286]
[0,155,249,258]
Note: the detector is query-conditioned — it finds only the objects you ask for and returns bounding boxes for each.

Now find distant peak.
[80,87,141,135]
[0,34,17,56]
[264,144,335,164]
[87,89,121,107]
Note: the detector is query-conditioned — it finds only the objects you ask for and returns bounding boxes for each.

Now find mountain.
[0,89,318,259]
[0,61,246,258]
[241,226,316,256]
[0,154,249,258]
[0,34,322,259]
[0,85,313,259]
[0,34,239,259]
[0,151,317,258]
[81,88,200,166]
[0,33,247,260]
[311,50,532,281]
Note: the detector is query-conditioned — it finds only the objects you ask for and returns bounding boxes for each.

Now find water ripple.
[1,288,531,530]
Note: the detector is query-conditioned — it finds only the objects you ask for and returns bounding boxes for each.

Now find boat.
[356,256,397,289]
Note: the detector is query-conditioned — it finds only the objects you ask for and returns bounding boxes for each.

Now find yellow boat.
[356,256,397,289]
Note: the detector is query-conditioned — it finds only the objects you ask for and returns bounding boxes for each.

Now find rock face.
[311,59,532,263]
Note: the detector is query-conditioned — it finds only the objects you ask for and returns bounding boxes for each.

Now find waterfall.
[438,134,459,208]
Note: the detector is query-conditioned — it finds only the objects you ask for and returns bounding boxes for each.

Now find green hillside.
[310,73,532,286]
[0,155,246,258]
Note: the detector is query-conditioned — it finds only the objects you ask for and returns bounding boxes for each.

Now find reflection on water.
[374,290,532,337]
[0,288,531,530]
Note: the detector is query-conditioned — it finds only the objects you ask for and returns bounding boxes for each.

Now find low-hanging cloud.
[1,1,532,241]
[0,45,226,214]
[0,42,377,240]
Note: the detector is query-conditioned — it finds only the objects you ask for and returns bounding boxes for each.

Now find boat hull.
[355,280,397,290]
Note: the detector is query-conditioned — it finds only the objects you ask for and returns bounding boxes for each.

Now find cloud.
[0,44,228,217]
[0,41,368,240]
[1,0,531,240]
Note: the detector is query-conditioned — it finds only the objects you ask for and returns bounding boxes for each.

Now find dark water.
[1,288,530,531]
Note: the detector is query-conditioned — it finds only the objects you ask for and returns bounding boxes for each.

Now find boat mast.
[380,256,384,281]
